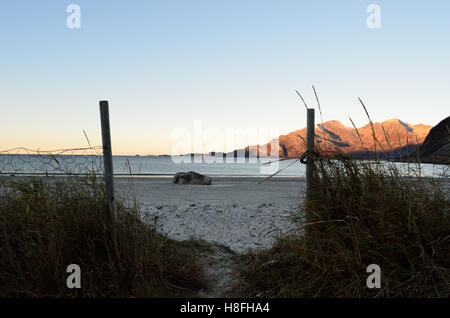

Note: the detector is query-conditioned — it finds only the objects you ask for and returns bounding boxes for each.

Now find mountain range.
[231,118,437,161]
[169,117,449,164]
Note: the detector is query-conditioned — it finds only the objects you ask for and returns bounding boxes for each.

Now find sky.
[1,0,449,155]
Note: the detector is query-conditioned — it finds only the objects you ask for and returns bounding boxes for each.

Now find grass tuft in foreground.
[0,175,207,297]
[236,156,450,297]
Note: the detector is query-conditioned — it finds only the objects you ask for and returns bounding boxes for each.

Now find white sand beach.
[115,176,306,253]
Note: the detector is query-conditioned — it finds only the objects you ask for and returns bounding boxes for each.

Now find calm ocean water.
[0,154,448,177]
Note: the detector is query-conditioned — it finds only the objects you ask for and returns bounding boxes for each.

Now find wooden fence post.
[306,108,315,225]
[99,100,117,223]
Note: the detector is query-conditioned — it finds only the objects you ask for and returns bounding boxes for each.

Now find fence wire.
[0,147,104,176]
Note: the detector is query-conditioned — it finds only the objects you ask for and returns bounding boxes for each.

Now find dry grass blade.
[381,125,393,151]
[349,117,364,148]
[358,97,373,124]
[262,157,294,165]
[296,133,306,144]
[83,129,91,147]
[358,97,384,153]
[312,85,324,125]
[258,158,300,184]
[295,90,309,110]
[312,85,327,144]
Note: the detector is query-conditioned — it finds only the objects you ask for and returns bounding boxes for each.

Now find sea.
[0,154,448,178]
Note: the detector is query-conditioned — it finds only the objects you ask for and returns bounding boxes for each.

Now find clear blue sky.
[1,1,449,154]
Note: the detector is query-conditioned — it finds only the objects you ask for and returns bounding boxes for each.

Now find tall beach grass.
[235,150,449,297]
[235,94,449,297]
[0,174,207,297]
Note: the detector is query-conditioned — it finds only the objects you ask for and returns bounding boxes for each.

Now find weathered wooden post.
[306,108,315,225]
[99,100,117,223]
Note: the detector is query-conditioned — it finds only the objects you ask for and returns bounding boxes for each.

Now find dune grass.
[235,154,449,297]
[0,174,208,297]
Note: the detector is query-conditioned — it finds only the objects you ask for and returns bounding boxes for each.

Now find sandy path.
[115,176,305,297]
[115,176,305,253]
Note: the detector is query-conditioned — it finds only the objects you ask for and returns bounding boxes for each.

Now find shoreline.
[0,173,305,179]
